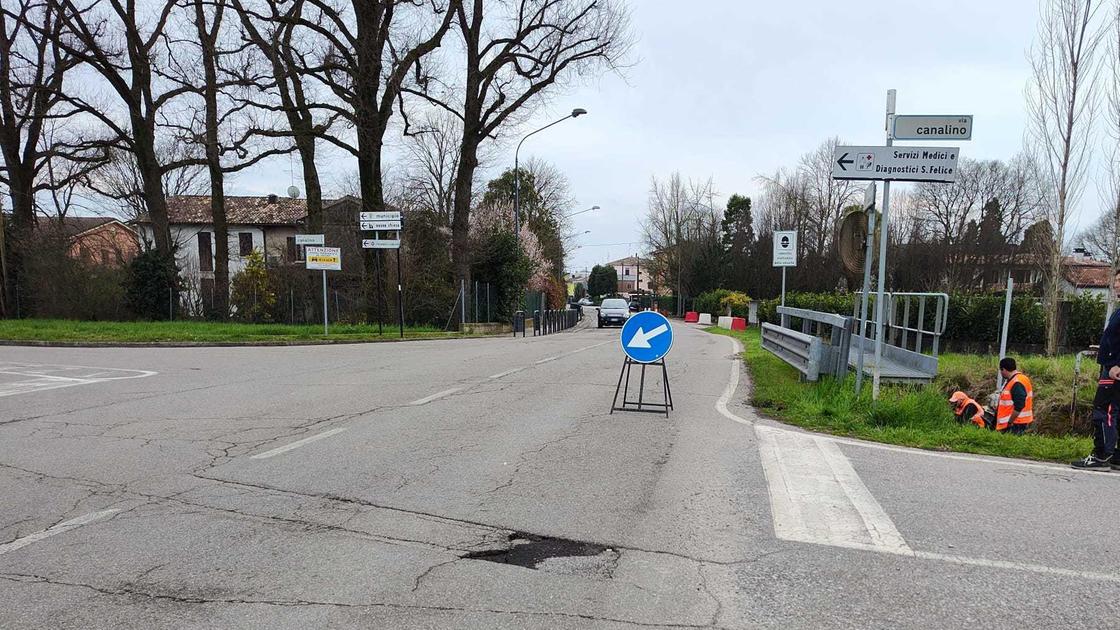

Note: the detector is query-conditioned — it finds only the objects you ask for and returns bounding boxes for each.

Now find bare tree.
[1027,0,1106,354]
[399,110,465,223]
[411,0,633,287]
[1102,1,1120,321]
[642,173,716,314]
[47,0,202,255]
[230,0,338,232]
[797,137,859,257]
[0,0,105,314]
[89,142,207,226]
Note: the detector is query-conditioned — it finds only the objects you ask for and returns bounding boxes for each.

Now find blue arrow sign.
[620,311,674,364]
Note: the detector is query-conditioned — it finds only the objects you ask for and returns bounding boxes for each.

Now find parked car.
[628,301,640,312]
[578,297,594,306]
[598,298,631,328]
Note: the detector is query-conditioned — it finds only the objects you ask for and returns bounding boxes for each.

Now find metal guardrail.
[889,292,949,356]
[777,306,854,379]
[761,323,823,381]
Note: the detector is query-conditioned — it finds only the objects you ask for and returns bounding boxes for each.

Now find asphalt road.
[1,314,1118,629]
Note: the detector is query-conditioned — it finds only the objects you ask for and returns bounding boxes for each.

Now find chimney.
[267,194,278,204]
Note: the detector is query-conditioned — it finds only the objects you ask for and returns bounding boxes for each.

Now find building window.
[239,232,253,256]
[198,232,213,272]
[285,237,306,262]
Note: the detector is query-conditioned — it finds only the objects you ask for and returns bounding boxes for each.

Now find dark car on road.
[598,298,631,328]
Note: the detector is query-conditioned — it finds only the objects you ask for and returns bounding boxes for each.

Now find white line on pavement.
[489,368,525,379]
[535,356,561,364]
[756,424,910,552]
[409,388,462,406]
[0,509,120,556]
[250,428,349,459]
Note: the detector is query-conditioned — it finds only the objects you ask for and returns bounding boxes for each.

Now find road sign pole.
[781,267,786,307]
[997,275,1014,390]
[855,207,877,396]
[397,249,404,339]
[375,248,384,336]
[871,89,896,400]
[322,269,328,336]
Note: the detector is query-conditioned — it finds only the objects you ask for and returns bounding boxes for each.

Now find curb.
[0,333,505,349]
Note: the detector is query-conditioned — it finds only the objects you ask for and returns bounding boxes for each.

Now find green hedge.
[758,291,1106,348]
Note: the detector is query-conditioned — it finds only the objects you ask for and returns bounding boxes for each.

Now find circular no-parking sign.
[620,311,674,364]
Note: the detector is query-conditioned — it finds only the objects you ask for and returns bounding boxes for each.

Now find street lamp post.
[564,205,600,219]
[514,108,587,241]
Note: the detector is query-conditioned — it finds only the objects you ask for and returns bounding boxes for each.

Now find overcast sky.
[228,0,1112,272]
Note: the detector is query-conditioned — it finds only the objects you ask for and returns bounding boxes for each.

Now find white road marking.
[535,356,561,364]
[0,362,156,398]
[409,387,462,406]
[489,368,525,379]
[0,509,120,556]
[250,428,349,459]
[569,340,613,354]
[712,330,1120,581]
[756,424,910,552]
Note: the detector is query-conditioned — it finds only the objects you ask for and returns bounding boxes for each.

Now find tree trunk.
[2,168,35,317]
[451,136,480,291]
[295,133,323,233]
[197,0,229,319]
[132,122,173,254]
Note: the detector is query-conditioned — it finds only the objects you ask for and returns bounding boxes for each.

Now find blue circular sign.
[620,311,674,364]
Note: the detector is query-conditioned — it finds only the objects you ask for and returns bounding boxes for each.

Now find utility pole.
[871,89,896,400]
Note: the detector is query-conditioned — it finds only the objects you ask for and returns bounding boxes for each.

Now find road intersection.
[1,320,1117,628]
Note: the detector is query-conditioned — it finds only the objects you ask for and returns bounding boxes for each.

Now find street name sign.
[621,311,674,364]
[892,115,973,141]
[359,211,401,222]
[832,145,960,183]
[305,246,341,271]
[294,234,324,246]
[362,239,401,249]
[360,220,402,231]
[772,231,797,267]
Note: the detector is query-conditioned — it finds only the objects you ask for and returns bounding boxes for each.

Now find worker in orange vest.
[949,391,987,429]
[995,358,1033,435]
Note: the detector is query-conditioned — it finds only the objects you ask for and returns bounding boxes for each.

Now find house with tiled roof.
[32,216,139,267]
[605,255,654,296]
[134,194,364,294]
[1060,250,1112,300]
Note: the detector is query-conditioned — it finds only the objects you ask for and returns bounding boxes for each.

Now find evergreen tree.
[719,194,755,291]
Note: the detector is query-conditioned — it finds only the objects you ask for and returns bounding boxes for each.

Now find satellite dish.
[287,185,300,199]
[836,208,878,276]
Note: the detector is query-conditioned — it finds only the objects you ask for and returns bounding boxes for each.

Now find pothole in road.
[464,532,620,578]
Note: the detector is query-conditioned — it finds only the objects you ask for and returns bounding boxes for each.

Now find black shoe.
[1111,460,1120,471]
[1072,454,1112,470]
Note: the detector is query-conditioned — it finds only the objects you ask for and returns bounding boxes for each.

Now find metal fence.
[532,309,580,336]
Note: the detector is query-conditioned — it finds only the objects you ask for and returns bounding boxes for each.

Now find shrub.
[719,291,751,316]
[230,250,275,322]
[125,249,180,320]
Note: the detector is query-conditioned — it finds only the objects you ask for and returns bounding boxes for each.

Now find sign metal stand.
[610,358,673,418]
[610,311,675,418]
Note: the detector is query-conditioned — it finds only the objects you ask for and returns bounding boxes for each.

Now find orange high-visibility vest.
[954,395,986,428]
[996,372,1033,431]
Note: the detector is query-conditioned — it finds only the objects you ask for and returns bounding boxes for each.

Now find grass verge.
[708,326,1092,463]
[0,319,467,344]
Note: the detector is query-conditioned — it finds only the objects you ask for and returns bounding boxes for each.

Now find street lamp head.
[571,108,588,118]
[591,205,600,210]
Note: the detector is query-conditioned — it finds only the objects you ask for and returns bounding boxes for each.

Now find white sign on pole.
[362,239,401,249]
[863,182,876,210]
[294,234,324,246]
[772,231,797,267]
[891,115,973,141]
[832,145,960,183]
[360,220,402,231]
[359,211,401,222]
[305,246,341,271]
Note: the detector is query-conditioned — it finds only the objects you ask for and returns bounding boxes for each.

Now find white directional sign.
[892,115,973,141]
[305,246,341,271]
[294,234,324,246]
[863,182,876,210]
[773,231,797,267]
[832,145,960,183]
[359,211,401,222]
[360,220,402,231]
[362,239,401,249]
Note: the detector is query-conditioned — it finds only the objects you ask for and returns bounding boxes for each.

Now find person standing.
[1073,270,1120,470]
[994,358,1033,435]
